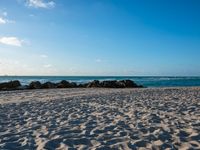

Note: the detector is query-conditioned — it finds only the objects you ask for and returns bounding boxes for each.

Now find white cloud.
[40,54,48,58]
[0,11,15,24]
[0,37,23,47]
[43,64,52,68]
[0,17,6,24]
[26,0,55,9]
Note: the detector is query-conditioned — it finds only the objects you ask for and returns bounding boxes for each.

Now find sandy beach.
[0,87,200,150]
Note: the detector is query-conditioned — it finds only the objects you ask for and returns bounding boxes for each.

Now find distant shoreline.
[0,79,144,91]
[1,75,200,77]
[1,76,200,87]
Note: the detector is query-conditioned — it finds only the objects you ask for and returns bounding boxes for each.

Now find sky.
[0,0,200,76]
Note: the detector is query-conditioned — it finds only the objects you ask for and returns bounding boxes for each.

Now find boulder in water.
[100,80,118,88]
[87,80,101,88]
[29,81,42,89]
[70,82,77,88]
[57,80,77,88]
[0,80,21,90]
[42,82,56,89]
[121,80,143,88]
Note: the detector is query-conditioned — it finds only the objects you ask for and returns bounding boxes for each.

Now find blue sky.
[0,0,200,76]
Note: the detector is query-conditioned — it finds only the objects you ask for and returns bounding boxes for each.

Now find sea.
[0,76,200,87]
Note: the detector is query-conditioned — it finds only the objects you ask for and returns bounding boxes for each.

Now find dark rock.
[99,80,143,88]
[78,83,88,88]
[70,82,77,88]
[0,80,21,90]
[42,82,56,89]
[57,80,77,88]
[0,79,144,91]
[29,81,42,89]
[12,80,21,88]
[18,85,29,90]
[115,81,126,88]
[87,80,101,88]
[86,80,143,88]
[100,80,118,88]
[56,80,71,88]
[121,80,143,88]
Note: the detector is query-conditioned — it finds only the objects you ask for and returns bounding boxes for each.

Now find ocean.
[0,76,200,87]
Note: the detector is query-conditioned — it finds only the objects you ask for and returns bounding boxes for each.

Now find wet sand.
[0,87,200,149]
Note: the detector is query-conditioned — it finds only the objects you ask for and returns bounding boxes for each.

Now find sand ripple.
[0,87,200,149]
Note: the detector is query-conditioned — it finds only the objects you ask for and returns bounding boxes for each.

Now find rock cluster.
[0,80,21,90]
[86,80,143,88]
[0,79,144,91]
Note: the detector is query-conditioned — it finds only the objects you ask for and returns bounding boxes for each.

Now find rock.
[56,80,77,88]
[0,79,144,91]
[116,81,126,88]
[18,85,29,90]
[87,80,101,88]
[42,82,56,89]
[56,80,71,88]
[121,80,143,88]
[70,82,77,88]
[100,80,118,88]
[78,83,88,88]
[0,80,21,90]
[12,80,21,88]
[85,80,140,88]
[29,81,42,89]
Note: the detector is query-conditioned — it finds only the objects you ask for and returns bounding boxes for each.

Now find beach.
[0,87,200,149]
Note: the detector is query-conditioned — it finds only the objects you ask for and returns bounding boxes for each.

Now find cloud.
[0,17,6,24]
[0,11,15,24]
[43,64,52,68]
[26,0,55,9]
[0,37,23,47]
[40,54,48,58]
[95,58,102,63]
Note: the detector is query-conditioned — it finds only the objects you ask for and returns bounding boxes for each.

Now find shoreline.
[1,76,200,88]
[0,80,144,91]
[0,87,200,149]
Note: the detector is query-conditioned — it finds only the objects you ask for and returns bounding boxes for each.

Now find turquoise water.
[0,76,200,87]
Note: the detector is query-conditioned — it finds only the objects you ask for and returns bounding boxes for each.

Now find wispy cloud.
[43,64,52,68]
[0,17,6,24]
[95,58,102,63]
[0,37,23,47]
[40,54,48,58]
[0,11,15,24]
[26,0,55,9]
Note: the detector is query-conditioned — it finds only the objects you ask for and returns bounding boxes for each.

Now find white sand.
[0,87,200,149]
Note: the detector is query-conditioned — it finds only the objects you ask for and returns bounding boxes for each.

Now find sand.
[0,87,200,149]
